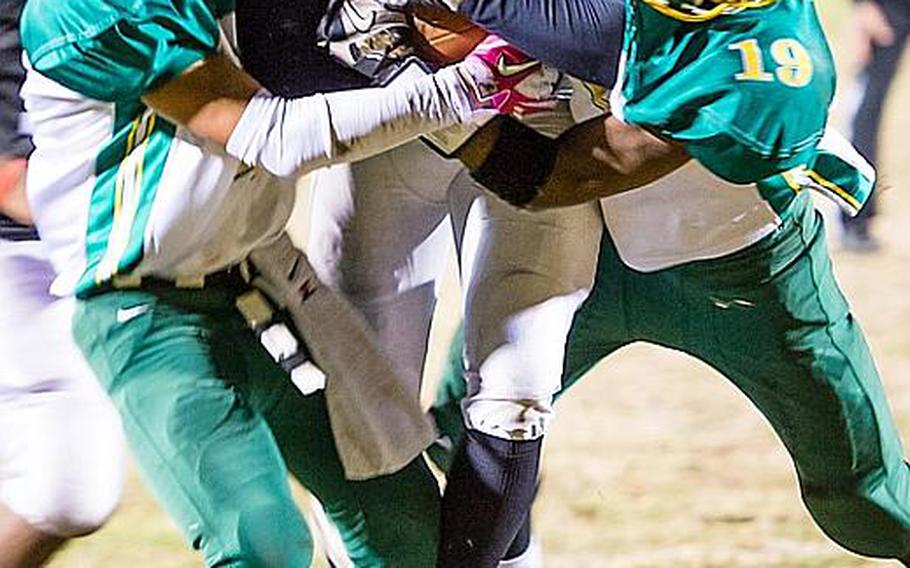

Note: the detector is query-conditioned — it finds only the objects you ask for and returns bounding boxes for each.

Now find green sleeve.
[620,0,836,183]
[681,130,820,185]
[21,0,227,103]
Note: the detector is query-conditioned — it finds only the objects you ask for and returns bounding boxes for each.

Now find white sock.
[499,537,543,568]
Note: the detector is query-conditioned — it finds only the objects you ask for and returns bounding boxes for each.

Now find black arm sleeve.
[0,0,31,159]
[459,0,625,88]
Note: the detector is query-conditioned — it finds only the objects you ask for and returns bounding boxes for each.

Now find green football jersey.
[618,0,835,184]
[22,0,233,103]
[20,0,297,297]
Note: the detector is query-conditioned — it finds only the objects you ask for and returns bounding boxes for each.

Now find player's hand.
[855,0,895,65]
[455,35,562,117]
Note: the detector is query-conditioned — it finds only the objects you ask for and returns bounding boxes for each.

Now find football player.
[323,0,908,566]
[238,5,599,567]
[0,1,124,565]
[17,0,556,564]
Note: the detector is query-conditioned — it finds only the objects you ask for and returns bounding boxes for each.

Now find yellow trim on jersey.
[782,170,803,192]
[640,0,778,22]
[96,111,157,283]
[583,82,610,111]
[806,168,861,211]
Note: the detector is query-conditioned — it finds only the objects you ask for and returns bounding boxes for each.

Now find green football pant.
[74,286,439,567]
[433,194,910,559]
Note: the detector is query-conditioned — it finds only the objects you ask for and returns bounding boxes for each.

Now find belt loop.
[174,276,206,289]
[111,274,142,289]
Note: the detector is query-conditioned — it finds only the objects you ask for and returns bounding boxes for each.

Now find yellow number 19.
[729,38,813,88]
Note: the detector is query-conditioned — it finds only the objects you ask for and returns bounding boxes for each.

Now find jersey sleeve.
[21,0,225,103]
[619,0,836,183]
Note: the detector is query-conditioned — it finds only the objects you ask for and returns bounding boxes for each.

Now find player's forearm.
[144,54,476,179]
[458,115,690,209]
[226,66,476,178]
[0,158,30,225]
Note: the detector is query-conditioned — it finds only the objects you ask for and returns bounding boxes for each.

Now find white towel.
[249,234,435,480]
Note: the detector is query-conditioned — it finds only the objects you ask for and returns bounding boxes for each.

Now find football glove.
[424,36,563,156]
[455,35,561,117]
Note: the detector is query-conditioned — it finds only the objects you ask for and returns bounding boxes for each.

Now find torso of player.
[617,0,835,184]
[21,64,295,297]
[570,79,781,272]
[19,0,298,297]
[599,164,781,272]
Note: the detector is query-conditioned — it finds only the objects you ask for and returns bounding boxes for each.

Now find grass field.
[47,1,910,565]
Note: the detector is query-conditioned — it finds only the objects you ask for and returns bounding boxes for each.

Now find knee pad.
[0,397,125,538]
[230,504,314,567]
[462,396,553,441]
[11,472,122,538]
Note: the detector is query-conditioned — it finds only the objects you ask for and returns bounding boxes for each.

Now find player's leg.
[429,221,635,461]
[437,176,602,566]
[427,322,468,472]
[0,241,124,567]
[0,515,64,568]
[307,140,462,398]
[304,140,465,565]
[73,287,314,567]
[0,384,123,566]
[842,0,910,248]
[254,381,440,567]
[672,195,910,561]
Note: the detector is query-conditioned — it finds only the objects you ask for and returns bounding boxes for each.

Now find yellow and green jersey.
[20,0,296,298]
[613,0,871,216]
[572,77,873,272]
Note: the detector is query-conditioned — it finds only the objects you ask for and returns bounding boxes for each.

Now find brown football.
[411,5,487,65]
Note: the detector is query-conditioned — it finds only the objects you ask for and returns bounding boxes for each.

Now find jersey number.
[729,39,813,88]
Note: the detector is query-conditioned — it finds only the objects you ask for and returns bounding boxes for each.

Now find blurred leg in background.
[0,1,126,565]
[842,0,910,252]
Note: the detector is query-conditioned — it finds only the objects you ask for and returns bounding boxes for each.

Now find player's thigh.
[0,386,123,537]
[688,208,905,485]
[456,186,602,435]
[0,240,124,535]
[307,139,458,297]
[560,231,641,391]
[0,241,84,390]
[73,291,311,566]
[307,140,459,393]
[260,379,440,567]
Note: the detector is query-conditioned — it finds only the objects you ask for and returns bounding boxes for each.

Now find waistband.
[108,265,251,293]
[0,213,39,241]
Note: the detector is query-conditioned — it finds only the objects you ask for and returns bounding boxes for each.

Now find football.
[411,5,487,65]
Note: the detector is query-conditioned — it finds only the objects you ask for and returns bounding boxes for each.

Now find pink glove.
[456,35,562,117]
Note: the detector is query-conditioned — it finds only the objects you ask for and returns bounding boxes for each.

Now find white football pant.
[307,114,601,442]
[0,240,124,537]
